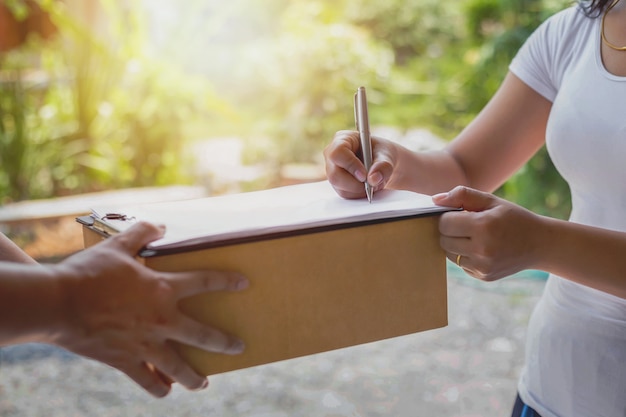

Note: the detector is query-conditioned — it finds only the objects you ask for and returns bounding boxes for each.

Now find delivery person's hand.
[43,222,247,397]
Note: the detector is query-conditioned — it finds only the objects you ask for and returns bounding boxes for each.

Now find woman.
[323,0,626,415]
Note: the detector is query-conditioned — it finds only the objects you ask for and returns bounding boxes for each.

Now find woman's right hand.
[323,130,399,199]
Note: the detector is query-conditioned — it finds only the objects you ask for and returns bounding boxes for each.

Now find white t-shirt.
[509,5,626,417]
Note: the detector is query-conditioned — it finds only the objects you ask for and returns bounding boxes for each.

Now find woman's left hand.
[433,186,546,281]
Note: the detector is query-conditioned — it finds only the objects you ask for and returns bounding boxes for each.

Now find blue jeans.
[512,394,542,417]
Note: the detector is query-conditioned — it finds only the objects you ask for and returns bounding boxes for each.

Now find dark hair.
[580,0,613,17]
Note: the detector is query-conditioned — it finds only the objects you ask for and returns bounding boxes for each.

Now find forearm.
[0,233,38,264]
[0,262,65,346]
[534,216,626,299]
[387,146,469,195]
[387,73,550,196]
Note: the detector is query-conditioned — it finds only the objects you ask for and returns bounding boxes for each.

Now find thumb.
[432,186,498,212]
[109,221,166,254]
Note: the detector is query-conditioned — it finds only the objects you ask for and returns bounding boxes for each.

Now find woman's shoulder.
[540,4,596,40]
[510,4,596,101]
[529,4,596,64]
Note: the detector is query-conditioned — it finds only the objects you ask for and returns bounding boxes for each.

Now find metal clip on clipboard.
[76,212,136,237]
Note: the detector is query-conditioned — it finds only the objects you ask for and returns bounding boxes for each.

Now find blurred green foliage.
[0,0,235,202]
[460,0,573,218]
[0,0,573,218]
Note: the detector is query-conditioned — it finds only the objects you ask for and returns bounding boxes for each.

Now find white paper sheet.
[91,181,451,251]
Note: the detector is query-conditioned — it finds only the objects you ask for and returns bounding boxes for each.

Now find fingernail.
[354,169,366,183]
[200,379,209,390]
[432,192,449,200]
[235,275,249,291]
[369,171,383,187]
[227,339,245,355]
[156,384,171,398]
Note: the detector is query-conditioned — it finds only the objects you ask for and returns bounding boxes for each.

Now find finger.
[367,165,392,191]
[331,129,363,155]
[110,221,166,254]
[154,368,175,386]
[146,343,208,391]
[327,168,367,199]
[367,136,395,190]
[167,270,249,299]
[324,131,368,182]
[440,235,472,258]
[438,210,478,237]
[433,186,498,212]
[445,251,466,266]
[172,317,245,356]
[445,251,482,278]
[120,361,172,398]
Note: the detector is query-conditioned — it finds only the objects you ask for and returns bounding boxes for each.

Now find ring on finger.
[455,254,462,267]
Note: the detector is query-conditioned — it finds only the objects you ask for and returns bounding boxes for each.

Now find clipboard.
[78,181,453,256]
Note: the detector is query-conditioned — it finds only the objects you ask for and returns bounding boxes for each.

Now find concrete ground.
[0,266,546,417]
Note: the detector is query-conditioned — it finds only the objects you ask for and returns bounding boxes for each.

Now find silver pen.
[354,86,374,203]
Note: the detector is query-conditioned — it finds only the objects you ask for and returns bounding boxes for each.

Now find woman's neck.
[601,0,626,76]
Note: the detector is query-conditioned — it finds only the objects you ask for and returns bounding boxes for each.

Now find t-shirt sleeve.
[509,7,578,102]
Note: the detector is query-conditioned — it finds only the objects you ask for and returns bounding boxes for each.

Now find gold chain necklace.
[601,0,626,51]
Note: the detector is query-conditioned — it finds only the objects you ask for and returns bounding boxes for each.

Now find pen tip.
[365,184,373,203]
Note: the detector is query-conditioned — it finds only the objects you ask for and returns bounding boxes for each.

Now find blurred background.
[1,0,568,415]
[1,0,571,211]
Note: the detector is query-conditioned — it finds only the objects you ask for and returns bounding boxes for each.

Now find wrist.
[0,263,67,346]
[527,213,558,272]
[30,265,68,345]
[44,263,81,347]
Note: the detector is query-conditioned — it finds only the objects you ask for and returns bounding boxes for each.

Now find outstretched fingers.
[161,270,248,356]
[167,270,249,299]
[119,354,208,397]
[143,342,209,392]
[120,361,173,398]
[172,315,245,356]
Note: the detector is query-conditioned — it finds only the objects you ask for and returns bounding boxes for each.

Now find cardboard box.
[82,213,447,376]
